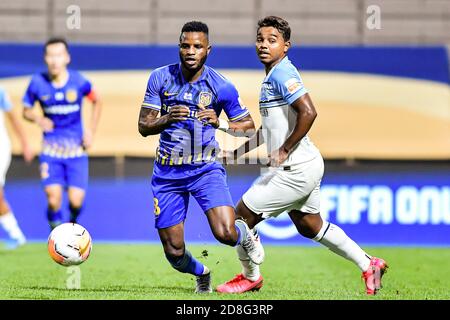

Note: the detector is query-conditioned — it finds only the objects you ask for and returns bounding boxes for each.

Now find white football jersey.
[259,56,320,166]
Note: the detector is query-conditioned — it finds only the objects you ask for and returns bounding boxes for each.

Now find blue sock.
[165,250,206,276]
[69,205,83,223]
[234,220,248,246]
[47,207,62,230]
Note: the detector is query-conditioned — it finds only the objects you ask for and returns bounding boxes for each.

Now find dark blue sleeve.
[22,76,38,108]
[80,74,93,96]
[218,82,249,122]
[142,68,163,111]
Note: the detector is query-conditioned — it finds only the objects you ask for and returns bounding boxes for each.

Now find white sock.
[202,265,210,275]
[237,239,261,281]
[0,212,26,243]
[313,221,371,272]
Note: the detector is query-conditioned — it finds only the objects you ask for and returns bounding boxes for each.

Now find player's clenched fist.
[197,109,219,128]
[167,105,190,123]
[37,117,54,132]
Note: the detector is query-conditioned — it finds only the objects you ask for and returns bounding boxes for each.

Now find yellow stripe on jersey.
[155,150,218,166]
[141,102,161,111]
[229,110,249,122]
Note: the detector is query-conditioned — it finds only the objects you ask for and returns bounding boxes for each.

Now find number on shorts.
[153,197,161,216]
[40,162,49,180]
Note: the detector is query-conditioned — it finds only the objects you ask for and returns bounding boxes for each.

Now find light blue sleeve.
[271,64,308,105]
[0,87,13,112]
[141,68,163,111]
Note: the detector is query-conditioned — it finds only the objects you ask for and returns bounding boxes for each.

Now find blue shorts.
[39,155,89,191]
[151,161,234,229]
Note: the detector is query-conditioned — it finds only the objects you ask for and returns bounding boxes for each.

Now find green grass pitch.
[1,243,449,300]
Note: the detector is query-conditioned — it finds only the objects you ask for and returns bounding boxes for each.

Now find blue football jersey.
[142,63,249,165]
[23,70,92,158]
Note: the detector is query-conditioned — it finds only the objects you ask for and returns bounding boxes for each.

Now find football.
[47,223,92,266]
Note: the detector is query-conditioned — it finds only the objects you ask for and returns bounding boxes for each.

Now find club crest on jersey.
[65,89,78,103]
[198,91,212,108]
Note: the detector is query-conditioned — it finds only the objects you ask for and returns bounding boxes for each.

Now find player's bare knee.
[213,226,237,246]
[298,226,317,239]
[47,194,62,211]
[69,199,83,210]
[68,189,85,208]
[162,241,185,258]
[299,221,323,239]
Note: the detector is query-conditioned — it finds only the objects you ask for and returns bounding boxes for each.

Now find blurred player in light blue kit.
[22,38,102,229]
[0,87,33,249]
[138,21,260,293]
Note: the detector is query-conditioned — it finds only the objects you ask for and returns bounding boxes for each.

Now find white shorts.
[242,155,324,219]
[0,148,11,187]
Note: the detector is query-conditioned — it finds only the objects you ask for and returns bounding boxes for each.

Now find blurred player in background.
[138,21,259,293]
[22,38,102,229]
[217,16,388,295]
[0,86,33,249]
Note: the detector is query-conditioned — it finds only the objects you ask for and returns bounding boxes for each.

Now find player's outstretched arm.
[233,125,263,156]
[226,114,255,137]
[6,109,34,163]
[221,125,264,164]
[270,93,317,166]
[138,105,189,137]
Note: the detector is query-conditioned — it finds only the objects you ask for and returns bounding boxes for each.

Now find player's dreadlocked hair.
[44,37,69,52]
[257,16,291,42]
[180,21,209,41]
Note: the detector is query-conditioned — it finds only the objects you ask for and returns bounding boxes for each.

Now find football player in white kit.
[217,16,388,295]
[0,86,33,249]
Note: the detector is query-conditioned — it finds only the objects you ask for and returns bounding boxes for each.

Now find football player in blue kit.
[138,21,260,293]
[22,38,102,229]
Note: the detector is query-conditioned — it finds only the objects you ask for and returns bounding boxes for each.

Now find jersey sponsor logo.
[65,89,78,103]
[284,78,302,94]
[163,91,179,97]
[44,104,80,115]
[198,91,212,108]
[183,92,193,100]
